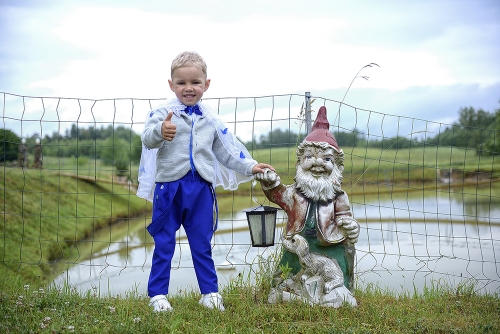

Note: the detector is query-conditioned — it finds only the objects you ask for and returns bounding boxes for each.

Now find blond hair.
[171,51,207,77]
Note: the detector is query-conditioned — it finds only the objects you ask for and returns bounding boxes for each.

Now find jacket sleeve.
[211,131,256,176]
[142,109,167,149]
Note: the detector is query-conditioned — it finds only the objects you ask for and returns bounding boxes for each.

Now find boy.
[140,51,274,312]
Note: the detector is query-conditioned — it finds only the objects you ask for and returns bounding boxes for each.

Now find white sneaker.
[149,295,173,312]
[199,292,225,311]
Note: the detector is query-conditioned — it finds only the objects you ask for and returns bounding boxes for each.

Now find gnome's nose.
[315,157,324,165]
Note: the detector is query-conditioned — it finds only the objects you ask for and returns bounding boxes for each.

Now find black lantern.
[243,205,278,247]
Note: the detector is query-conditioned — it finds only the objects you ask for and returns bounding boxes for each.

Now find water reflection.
[53,186,500,296]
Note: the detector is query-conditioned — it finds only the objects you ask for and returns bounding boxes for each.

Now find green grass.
[40,155,140,183]
[249,145,500,184]
[221,145,500,198]
[0,164,151,288]
[0,264,498,333]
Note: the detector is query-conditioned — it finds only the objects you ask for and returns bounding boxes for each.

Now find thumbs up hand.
[161,111,176,141]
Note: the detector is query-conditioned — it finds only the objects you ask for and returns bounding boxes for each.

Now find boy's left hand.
[252,163,275,174]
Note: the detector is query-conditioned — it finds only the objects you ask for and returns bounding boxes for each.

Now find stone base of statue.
[268,275,357,308]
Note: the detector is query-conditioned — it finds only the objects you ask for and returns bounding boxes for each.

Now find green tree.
[456,106,495,154]
[367,136,414,150]
[484,107,500,155]
[257,128,305,149]
[334,128,360,148]
[425,105,497,155]
[0,129,21,162]
[114,149,130,177]
[42,123,142,163]
[131,135,142,163]
[99,137,130,177]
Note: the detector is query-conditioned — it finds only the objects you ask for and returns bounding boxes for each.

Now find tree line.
[0,124,142,177]
[250,104,500,155]
[1,104,499,176]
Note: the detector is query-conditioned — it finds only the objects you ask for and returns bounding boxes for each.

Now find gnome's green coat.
[261,183,356,289]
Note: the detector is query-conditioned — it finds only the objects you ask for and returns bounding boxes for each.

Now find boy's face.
[168,66,210,106]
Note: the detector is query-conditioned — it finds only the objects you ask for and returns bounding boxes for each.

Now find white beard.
[295,165,343,202]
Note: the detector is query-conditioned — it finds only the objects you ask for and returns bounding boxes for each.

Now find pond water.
[53,185,500,296]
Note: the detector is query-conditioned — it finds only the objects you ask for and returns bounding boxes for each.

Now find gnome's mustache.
[294,165,343,202]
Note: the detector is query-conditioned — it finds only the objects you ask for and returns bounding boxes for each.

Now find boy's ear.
[204,79,211,92]
[168,79,174,92]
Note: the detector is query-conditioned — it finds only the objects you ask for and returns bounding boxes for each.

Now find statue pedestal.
[268,275,357,308]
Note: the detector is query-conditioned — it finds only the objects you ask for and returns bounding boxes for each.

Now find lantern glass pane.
[264,213,276,244]
[248,215,263,244]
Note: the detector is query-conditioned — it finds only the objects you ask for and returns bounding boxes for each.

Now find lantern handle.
[251,178,266,206]
[252,196,264,206]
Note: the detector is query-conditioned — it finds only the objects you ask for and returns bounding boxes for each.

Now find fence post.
[305,92,312,134]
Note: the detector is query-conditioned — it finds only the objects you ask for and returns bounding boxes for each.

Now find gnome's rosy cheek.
[323,160,334,174]
[301,155,314,169]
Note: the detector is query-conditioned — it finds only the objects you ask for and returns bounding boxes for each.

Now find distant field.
[231,145,500,194]
[41,145,500,187]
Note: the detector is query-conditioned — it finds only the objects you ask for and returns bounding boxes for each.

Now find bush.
[0,129,21,162]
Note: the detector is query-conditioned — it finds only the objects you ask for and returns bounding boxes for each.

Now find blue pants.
[147,172,218,296]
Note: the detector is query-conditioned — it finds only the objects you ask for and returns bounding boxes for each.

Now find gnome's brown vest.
[262,183,352,245]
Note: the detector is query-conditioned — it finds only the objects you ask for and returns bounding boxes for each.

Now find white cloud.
[28,6,466,99]
[1,0,499,138]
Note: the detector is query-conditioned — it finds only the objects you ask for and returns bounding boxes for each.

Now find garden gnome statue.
[255,106,359,308]
[18,137,28,168]
[33,138,43,169]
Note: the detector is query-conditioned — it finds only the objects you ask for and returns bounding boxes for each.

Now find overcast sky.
[1,0,499,137]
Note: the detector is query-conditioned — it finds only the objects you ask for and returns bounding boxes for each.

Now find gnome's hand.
[254,168,281,190]
[336,216,360,244]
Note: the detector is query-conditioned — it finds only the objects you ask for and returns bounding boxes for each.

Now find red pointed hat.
[304,106,340,151]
